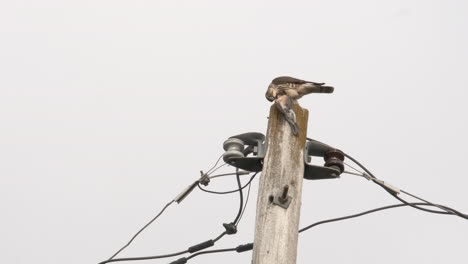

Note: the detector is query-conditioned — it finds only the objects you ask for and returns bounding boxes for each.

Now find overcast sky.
[1,1,467,264]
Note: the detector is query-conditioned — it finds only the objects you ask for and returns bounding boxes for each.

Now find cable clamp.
[188,239,215,253]
[199,170,210,186]
[362,173,373,181]
[222,222,237,234]
[236,243,254,252]
[374,179,400,195]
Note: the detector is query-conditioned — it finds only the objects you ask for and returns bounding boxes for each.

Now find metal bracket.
[303,140,344,180]
[222,132,345,180]
[272,195,292,209]
[223,132,266,172]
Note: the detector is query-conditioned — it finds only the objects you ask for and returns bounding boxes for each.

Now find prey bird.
[265,76,334,136]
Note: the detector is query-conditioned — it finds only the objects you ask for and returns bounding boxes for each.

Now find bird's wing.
[272,76,307,84]
[272,76,326,86]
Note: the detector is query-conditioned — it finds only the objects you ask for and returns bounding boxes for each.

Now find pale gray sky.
[1,1,467,264]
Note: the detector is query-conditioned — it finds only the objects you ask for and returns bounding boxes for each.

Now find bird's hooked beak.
[265,83,276,102]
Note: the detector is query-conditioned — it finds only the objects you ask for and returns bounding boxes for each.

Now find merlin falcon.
[265,76,334,136]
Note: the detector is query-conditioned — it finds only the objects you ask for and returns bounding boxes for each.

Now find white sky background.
[1,0,467,263]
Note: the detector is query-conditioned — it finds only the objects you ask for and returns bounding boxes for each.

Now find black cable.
[344,151,466,217]
[99,231,227,264]
[233,168,244,225]
[400,189,468,219]
[101,168,245,263]
[99,249,189,264]
[100,169,245,264]
[104,155,229,261]
[197,172,258,195]
[186,247,238,261]
[299,202,435,233]
[171,201,455,264]
[168,244,254,264]
[107,200,174,260]
[341,148,467,218]
[305,138,459,216]
[213,232,227,243]
[237,177,253,226]
[374,181,457,214]
[306,137,467,219]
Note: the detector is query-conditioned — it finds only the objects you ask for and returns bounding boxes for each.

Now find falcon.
[265,76,334,135]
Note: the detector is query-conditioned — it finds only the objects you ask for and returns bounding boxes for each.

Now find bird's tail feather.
[305,84,334,94]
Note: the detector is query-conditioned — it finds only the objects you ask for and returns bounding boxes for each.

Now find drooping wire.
[320,138,468,219]
[343,152,467,217]
[237,177,253,226]
[305,137,464,217]
[343,161,454,215]
[299,202,437,233]
[164,169,256,264]
[102,155,232,262]
[206,154,224,175]
[99,231,229,264]
[99,249,189,264]
[399,189,468,219]
[207,163,227,176]
[107,200,174,260]
[170,201,456,264]
[233,168,244,226]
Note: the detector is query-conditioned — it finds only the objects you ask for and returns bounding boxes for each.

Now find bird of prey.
[265,76,334,135]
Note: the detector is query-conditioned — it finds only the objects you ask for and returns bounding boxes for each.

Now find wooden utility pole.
[252,103,309,264]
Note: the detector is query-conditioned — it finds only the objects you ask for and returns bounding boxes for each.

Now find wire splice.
[236,243,254,252]
[169,257,187,264]
[188,240,215,253]
[373,179,400,195]
[174,182,199,204]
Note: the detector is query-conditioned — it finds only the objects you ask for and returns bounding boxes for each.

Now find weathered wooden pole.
[252,103,308,264]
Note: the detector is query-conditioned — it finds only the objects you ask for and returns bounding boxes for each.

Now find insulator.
[223,138,245,163]
[324,149,345,173]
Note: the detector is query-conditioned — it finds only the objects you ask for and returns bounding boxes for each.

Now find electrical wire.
[186,247,238,261]
[299,202,440,233]
[209,171,250,180]
[106,138,467,264]
[99,230,229,264]
[305,137,468,220]
[233,168,244,225]
[197,172,258,195]
[107,200,174,260]
[101,156,236,263]
[99,249,189,264]
[400,189,468,219]
[343,153,464,216]
[237,177,253,226]
[206,163,227,176]
[100,167,250,264]
[168,243,254,264]
[206,154,224,175]
[171,201,456,264]
[305,137,463,217]
[339,144,468,219]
